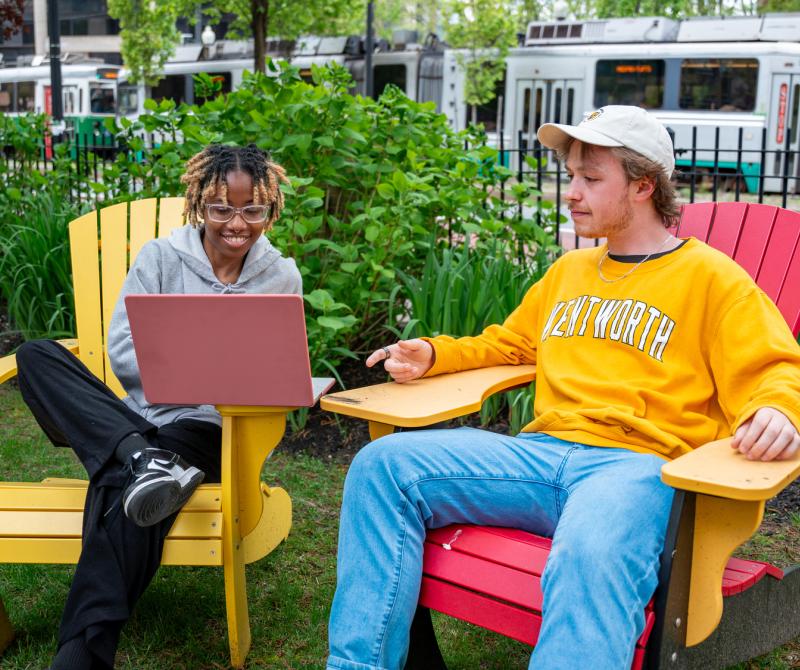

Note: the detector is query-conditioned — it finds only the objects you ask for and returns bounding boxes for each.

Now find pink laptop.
[125,294,333,407]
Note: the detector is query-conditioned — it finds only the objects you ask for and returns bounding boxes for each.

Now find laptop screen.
[125,294,316,407]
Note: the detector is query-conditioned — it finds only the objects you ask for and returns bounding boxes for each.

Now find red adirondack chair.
[321,201,800,669]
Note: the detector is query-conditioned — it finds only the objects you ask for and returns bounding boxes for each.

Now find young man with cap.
[326,106,800,670]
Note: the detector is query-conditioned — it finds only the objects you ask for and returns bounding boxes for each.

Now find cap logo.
[583,109,603,122]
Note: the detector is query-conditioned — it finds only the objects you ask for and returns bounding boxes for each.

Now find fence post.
[535,139,543,231]
[735,127,743,202]
[554,149,561,245]
[758,127,766,204]
[782,127,792,209]
[517,129,525,226]
[711,126,720,202]
[499,127,505,222]
[690,126,697,204]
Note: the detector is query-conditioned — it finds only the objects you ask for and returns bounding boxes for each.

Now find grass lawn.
[0,384,797,669]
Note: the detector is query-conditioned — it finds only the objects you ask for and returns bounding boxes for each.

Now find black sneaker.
[122,448,205,527]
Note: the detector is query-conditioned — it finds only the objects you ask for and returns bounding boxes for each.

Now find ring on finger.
[382,346,391,360]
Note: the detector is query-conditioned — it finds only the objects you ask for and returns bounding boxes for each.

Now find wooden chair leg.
[223,541,250,669]
[0,596,14,654]
[405,606,447,670]
[216,407,291,668]
[220,412,250,669]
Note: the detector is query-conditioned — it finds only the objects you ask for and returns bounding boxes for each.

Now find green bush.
[0,192,79,340]
[0,117,87,340]
[0,62,561,428]
[97,62,557,372]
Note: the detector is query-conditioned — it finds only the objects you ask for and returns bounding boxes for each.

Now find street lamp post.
[365,0,374,98]
[46,0,63,128]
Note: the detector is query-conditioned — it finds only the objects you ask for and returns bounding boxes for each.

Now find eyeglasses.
[205,203,271,224]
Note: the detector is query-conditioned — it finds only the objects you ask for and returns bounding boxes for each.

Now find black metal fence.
[3,124,799,250]
[491,127,799,248]
[0,127,149,203]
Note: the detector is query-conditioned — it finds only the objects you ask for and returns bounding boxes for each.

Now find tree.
[203,0,364,73]
[515,0,545,29]
[0,0,24,41]
[110,0,363,83]
[756,0,800,11]
[443,0,517,126]
[108,0,198,85]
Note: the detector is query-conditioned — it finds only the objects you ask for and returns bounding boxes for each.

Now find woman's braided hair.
[180,144,289,229]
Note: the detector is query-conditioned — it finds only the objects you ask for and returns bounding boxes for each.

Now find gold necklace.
[597,234,674,284]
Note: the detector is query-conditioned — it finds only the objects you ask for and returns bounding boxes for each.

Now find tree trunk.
[251,0,268,73]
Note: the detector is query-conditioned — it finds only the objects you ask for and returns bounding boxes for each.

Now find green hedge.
[0,62,560,396]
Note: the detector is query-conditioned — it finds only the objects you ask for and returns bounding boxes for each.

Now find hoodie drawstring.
[210,282,247,294]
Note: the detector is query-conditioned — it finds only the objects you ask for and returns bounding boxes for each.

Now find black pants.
[15,340,222,669]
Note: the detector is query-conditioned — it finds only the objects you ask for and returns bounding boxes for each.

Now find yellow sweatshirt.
[423,239,800,460]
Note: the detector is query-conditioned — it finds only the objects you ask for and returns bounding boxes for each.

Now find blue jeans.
[327,428,675,670]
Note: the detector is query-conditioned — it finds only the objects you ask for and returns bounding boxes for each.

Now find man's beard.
[578,196,633,239]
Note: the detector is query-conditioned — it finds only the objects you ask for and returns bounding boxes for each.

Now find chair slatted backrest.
[68,197,186,397]
[678,202,800,337]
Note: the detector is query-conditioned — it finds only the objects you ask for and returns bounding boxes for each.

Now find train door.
[767,72,800,193]
[515,77,581,153]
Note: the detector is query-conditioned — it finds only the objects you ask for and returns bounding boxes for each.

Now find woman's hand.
[365,339,435,383]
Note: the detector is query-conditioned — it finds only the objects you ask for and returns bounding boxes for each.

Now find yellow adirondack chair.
[0,197,313,669]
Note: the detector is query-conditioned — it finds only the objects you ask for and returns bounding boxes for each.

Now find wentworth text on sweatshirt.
[424,238,800,460]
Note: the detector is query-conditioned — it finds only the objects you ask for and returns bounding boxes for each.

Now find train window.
[679,59,757,112]
[418,54,443,111]
[534,88,543,133]
[17,82,34,112]
[522,88,531,134]
[0,84,12,112]
[63,86,79,115]
[595,60,665,109]
[374,64,407,97]
[89,85,115,113]
[566,87,575,125]
[543,25,554,38]
[569,24,582,38]
[465,74,505,131]
[554,88,562,124]
[529,26,541,39]
[151,75,188,105]
[118,85,139,116]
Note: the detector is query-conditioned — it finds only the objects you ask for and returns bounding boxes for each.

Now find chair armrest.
[661,437,800,501]
[320,365,536,428]
[0,339,79,385]
[661,437,800,647]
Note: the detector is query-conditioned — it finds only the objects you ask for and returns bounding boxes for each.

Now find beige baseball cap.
[537,105,675,176]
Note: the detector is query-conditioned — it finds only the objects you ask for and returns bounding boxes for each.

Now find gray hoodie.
[107,224,302,427]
